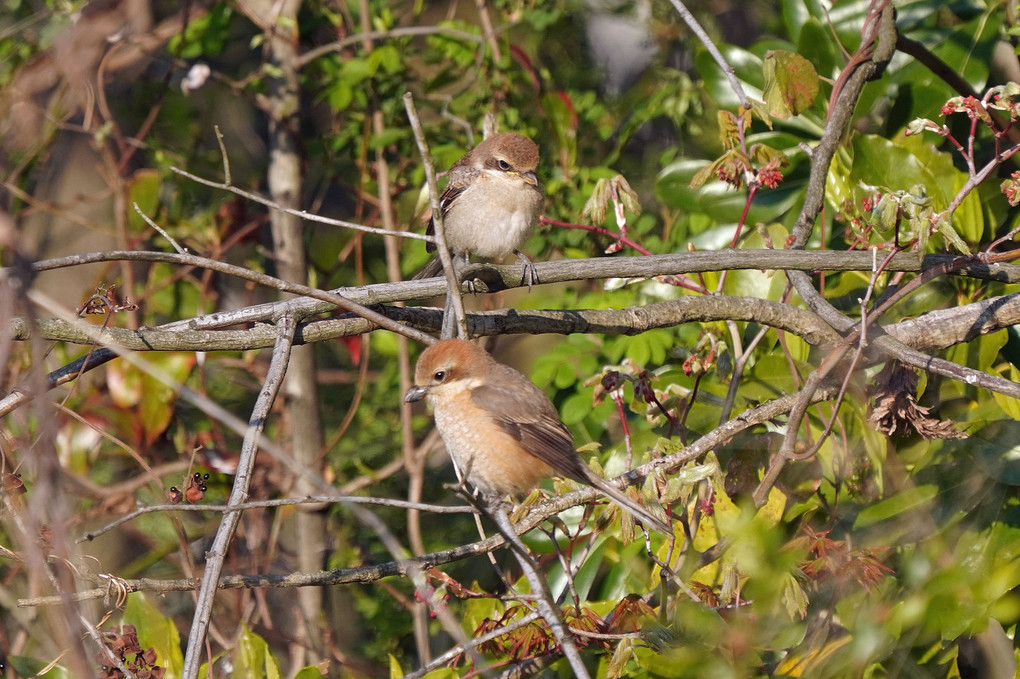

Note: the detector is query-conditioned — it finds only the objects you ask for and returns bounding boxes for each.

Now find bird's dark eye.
[433,370,446,382]
[496,158,511,171]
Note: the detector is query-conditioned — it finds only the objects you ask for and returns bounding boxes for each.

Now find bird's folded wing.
[470,383,590,482]
[424,183,468,254]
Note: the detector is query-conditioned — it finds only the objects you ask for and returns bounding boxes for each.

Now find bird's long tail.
[584,472,672,535]
[412,255,445,280]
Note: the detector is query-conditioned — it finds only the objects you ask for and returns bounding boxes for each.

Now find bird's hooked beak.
[519,170,539,187]
[404,385,428,403]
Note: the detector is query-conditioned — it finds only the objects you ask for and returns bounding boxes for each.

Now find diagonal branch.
[20,386,828,610]
[181,315,297,679]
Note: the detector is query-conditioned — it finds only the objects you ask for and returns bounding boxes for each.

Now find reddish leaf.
[762,50,819,118]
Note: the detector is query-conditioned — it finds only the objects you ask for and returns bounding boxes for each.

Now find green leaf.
[237,626,282,679]
[368,44,402,75]
[978,329,1008,372]
[762,50,819,118]
[781,0,812,44]
[796,17,838,79]
[388,655,403,679]
[617,328,674,366]
[658,132,809,225]
[967,420,1020,486]
[605,637,637,679]
[122,593,184,679]
[854,484,938,529]
[461,597,504,636]
[721,223,789,300]
[343,57,372,83]
[561,391,594,425]
[128,169,162,233]
[695,44,765,111]
[7,657,70,678]
[328,81,353,111]
[146,261,203,319]
[368,127,406,149]
[781,571,809,619]
[426,22,482,66]
[848,133,985,251]
[569,537,610,601]
[139,353,196,446]
[745,354,803,398]
[992,364,1020,421]
[167,4,233,58]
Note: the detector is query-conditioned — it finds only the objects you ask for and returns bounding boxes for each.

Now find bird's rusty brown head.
[404,339,487,403]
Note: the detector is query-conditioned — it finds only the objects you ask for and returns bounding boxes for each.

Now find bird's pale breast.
[444,172,542,258]
[431,390,555,497]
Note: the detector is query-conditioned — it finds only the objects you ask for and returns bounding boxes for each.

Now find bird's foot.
[515,250,538,289]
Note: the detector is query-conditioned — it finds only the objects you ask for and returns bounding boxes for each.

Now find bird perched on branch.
[413,133,544,287]
[404,339,671,534]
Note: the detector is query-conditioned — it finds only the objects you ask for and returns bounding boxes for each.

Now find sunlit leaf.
[762,50,819,118]
[122,593,184,679]
[854,484,939,529]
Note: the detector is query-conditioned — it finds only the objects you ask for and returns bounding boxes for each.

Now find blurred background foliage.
[3,0,1020,677]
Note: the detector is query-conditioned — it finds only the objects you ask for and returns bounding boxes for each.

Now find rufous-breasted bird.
[404,339,671,534]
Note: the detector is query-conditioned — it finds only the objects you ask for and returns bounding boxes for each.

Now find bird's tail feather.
[412,255,444,280]
[585,473,672,535]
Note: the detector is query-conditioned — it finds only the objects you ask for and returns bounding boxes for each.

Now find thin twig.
[769,2,898,505]
[214,124,231,184]
[18,386,829,609]
[402,612,542,679]
[133,202,187,254]
[403,92,467,340]
[667,0,750,108]
[181,315,297,679]
[487,503,592,679]
[24,247,436,343]
[169,165,432,243]
[79,495,475,543]
[297,25,484,67]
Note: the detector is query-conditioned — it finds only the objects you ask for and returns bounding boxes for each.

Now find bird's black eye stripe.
[433,370,446,382]
[496,158,511,171]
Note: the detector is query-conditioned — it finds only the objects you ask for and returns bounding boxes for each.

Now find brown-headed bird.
[404,339,671,534]
[413,133,544,286]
